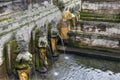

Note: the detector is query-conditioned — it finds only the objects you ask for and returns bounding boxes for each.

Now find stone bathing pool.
[46,54,120,80]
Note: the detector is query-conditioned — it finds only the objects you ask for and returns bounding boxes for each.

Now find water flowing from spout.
[48,45,59,77]
[58,34,69,60]
[31,61,38,80]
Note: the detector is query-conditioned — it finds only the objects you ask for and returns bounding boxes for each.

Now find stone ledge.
[58,45,120,61]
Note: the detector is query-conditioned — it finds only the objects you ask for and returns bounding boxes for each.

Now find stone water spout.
[58,20,70,41]
[50,20,59,58]
[38,26,48,67]
[51,20,58,37]
[58,11,77,42]
[15,36,32,80]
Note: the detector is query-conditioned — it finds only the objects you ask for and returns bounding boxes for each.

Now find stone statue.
[51,20,58,37]
[38,26,48,66]
[50,20,59,58]
[15,36,32,80]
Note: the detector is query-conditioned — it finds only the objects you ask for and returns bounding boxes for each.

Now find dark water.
[46,54,120,80]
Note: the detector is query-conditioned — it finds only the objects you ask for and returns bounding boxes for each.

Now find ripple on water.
[47,54,120,80]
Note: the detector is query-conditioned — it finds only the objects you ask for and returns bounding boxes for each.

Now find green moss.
[15,62,29,70]
[31,27,44,70]
[80,12,120,22]
[0,17,11,23]
[29,25,37,53]
[1,9,61,74]
[68,39,80,47]
[80,17,120,22]
[3,40,18,74]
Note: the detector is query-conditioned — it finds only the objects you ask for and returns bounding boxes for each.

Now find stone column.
[0,63,7,80]
[0,34,12,80]
[0,51,7,80]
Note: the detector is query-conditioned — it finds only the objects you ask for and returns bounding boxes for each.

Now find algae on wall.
[3,40,18,75]
[30,26,47,70]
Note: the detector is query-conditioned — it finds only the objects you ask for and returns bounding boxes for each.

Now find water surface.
[47,54,120,80]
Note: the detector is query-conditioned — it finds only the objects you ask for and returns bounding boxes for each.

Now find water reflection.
[75,55,120,73]
[47,54,120,80]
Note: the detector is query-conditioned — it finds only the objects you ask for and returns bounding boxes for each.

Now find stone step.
[58,45,120,61]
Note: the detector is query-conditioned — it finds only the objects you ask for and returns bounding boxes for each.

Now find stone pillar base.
[0,63,7,80]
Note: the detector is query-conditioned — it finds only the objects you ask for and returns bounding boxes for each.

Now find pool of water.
[46,54,120,80]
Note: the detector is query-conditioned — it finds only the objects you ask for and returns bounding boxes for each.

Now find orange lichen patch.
[77,14,80,21]
[62,11,72,21]
[17,66,30,80]
[58,21,70,40]
[39,48,48,66]
[18,72,28,80]
[60,27,69,40]
[72,18,76,27]
[51,38,57,52]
